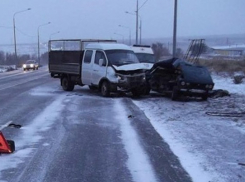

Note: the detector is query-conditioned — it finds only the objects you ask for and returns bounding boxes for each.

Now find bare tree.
[152,42,170,60]
[0,51,5,64]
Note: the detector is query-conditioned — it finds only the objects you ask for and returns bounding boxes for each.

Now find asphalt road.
[0,66,192,182]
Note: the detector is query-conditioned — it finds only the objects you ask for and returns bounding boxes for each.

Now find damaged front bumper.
[116,73,146,91]
[178,82,214,97]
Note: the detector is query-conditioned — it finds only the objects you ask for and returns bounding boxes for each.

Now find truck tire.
[101,81,110,97]
[131,88,142,97]
[171,86,179,101]
[61,77,74,91]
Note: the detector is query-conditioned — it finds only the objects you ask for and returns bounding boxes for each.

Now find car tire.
[101,81,110,97]
[201,94,208,101]
[144,83,151,95]
[61,77,74,91]
[171,86,179,101]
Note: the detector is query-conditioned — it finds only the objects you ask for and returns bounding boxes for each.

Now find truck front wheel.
[61,77,74,91]
[131,88,143,97]
[101,81,110,97]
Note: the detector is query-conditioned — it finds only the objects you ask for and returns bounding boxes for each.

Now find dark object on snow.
[209,89,230,98]
[233,75,245,84]
[238,163,245,166]
[8,123,22,129]
[206,111,245,117]
[145,57,214,100]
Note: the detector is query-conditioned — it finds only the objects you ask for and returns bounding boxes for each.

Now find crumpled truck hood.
[112,63,153,71]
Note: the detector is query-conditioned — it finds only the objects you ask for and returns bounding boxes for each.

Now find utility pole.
[136,0,139,44]
[172,0,178,57]
[13,8,31,66]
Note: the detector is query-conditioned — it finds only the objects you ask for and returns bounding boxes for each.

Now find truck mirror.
[99,59,105,66]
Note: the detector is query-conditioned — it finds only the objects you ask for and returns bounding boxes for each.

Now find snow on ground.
[133,74,245,182]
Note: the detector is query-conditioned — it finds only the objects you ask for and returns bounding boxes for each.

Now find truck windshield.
[136,53,156,63]
[105,50,139,66]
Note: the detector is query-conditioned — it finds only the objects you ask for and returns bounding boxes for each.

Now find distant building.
[210,44,245,59]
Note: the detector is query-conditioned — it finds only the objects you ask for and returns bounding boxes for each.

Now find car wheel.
[201,94,208,101]
[143,83,151,95]
[61,77,74,91]
[171,86,179,101]
[101,81,110,97]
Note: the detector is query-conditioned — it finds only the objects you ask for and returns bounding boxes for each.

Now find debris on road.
[206,111,245,117]
[8,123,22,129]
[233,75,245,84]
[208,89,230,98]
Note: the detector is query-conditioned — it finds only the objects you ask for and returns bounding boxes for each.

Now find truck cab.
[49,39,152,97]
[131,44,156,64]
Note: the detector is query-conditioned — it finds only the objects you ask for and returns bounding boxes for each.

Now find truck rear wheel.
[101,81,110,97]
[61,77,74,91]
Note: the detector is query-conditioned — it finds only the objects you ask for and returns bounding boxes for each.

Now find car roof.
[85,43,132,51]
[131,45,154,54]
[26,60,36,63]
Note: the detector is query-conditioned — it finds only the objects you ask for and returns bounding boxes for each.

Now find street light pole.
[136,0,139,44]
[13,8,31,65]
[125,11,141,45]
[118,25,131,45]
[172,0,178,57]
[139,18,142,44]
[38,22,51,65]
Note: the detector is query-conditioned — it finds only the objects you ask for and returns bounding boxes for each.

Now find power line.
[138,0,149,10]
[0,25,12,29]
[15,27,35,38]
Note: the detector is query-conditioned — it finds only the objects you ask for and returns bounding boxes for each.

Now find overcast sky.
[0,0,245,44]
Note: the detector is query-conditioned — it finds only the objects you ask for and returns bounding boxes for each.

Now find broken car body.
[146,58,214,100]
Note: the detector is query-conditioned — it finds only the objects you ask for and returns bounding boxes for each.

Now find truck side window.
[84,50,93,63]
[95,51,106,65]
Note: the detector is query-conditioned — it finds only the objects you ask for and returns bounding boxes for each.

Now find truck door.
[91,51,107,85]
[81,50,94,85]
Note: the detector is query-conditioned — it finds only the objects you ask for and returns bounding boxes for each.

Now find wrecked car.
[145,57,214,100]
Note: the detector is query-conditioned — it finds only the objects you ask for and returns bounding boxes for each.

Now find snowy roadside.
[133,74,245,182]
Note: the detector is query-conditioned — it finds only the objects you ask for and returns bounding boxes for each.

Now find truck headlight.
[23,64,26,68]
[117,75,125,81]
